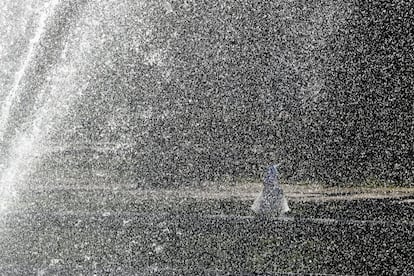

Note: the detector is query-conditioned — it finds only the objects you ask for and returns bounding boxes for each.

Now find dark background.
[51,0,413,186]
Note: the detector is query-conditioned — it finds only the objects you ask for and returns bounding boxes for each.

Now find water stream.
[0,0,102,212]
[0,0,59,143]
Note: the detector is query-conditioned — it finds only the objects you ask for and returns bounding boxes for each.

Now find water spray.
[0,0,60,213]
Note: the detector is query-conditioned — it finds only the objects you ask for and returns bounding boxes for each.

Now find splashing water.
[0,0,107,213]
[0,0,59,144]
[0,0,163,213]
[0,1,60,212]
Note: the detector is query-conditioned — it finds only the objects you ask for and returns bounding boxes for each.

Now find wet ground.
[0,183,413,275]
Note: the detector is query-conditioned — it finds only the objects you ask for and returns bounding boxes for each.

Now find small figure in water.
[251,164,290,216]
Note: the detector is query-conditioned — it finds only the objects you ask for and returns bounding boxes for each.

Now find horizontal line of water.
[1,211,412,227]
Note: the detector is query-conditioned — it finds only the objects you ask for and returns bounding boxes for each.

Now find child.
[251,164,290,216]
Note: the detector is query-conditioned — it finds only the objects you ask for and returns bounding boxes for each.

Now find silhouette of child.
[251,164,290,216]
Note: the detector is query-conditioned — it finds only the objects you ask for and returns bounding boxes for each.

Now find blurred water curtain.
[0,0,412,197]
[0,0,122,209]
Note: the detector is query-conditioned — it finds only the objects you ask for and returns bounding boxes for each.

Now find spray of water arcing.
[0,0,59,143]
[0,0,105,213]
[0,0,158,212]
[0,1,61,213]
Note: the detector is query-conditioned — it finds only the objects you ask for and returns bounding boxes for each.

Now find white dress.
[251,165,290,215]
